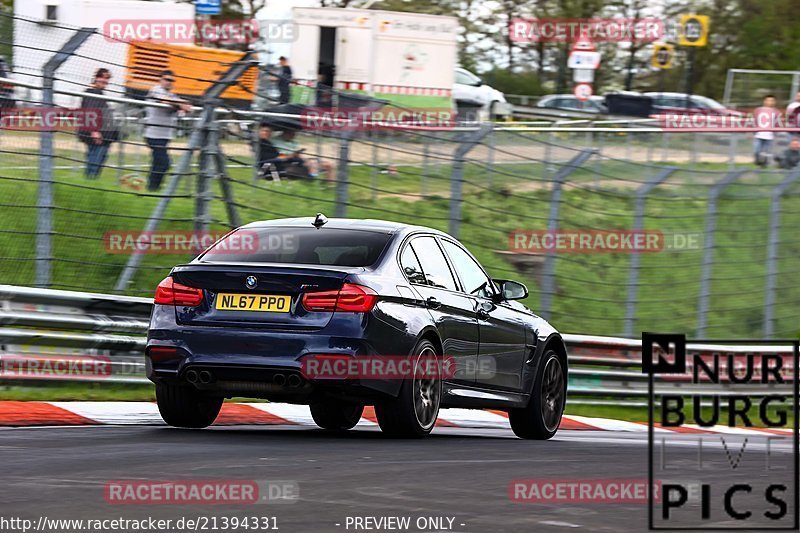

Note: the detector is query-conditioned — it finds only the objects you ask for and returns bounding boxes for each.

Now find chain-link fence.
[3,13,800,341]
[723,68,800,110]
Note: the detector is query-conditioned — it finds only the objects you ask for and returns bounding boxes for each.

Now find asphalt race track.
[1,424,795,532]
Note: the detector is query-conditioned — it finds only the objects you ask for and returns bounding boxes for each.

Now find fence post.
[36,27,93,288]
[623,167,676,337]
[370,138,378,202]
[696,169,747,336]
[727,133,738,169]
[334,130,354,218]
[486,124,495,188]
[115,102,127,182]
[539,149,595,320]
[194,110,217,232]
[722,69,735,107]
[448,124,491,238]
[421,134,429,196]
[763,168,800,337]
[114,54,254,292]
[213,129,241,229]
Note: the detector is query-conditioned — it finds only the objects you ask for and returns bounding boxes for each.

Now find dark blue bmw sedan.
[146,215,567,438]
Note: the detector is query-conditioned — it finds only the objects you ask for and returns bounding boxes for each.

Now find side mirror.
[494,279,528,301]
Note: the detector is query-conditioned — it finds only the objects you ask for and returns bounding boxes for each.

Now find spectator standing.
[0,55,14,110]
[753,94,778,167]
[277,56,293,104]
[786,91,800,135]
[78,68,118,179]
[144,70,192,191]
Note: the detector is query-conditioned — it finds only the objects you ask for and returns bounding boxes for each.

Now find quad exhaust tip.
[187,370,301,388]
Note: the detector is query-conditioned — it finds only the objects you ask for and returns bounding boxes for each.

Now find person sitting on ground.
[257,122,281,171]
[776,138,800,169]
[271,129,334,181]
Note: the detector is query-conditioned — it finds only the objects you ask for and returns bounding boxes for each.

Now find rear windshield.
[198,227,393,267]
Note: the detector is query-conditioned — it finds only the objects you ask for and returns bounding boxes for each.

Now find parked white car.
[453,67,511,119]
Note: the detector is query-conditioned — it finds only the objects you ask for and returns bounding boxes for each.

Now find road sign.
[574,83,593,101]
[678,14,709,47]
[652,43,674,69]
[195,0,221,15]
[570,32,595,53]
[568,51,601,69]
[573,69,595,83]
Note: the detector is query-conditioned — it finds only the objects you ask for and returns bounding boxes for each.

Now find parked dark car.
[146,216,568,439]
[643,92,742,117]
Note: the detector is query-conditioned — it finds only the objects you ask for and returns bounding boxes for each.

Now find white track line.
[247,403,378,427]
[50,401,164,425]
[20,403,793,436]
[565,414,670,433]
[435,408,510,429]
[681,424,786,436]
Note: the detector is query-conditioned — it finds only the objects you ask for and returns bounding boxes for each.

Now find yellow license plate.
[215,293,291,312]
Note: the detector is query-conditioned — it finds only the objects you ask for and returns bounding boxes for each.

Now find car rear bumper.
[146,305,412,401]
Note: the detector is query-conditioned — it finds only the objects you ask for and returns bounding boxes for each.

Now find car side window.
[440,240,493,299]
[399,245,426,285]
[455,70,471,85]
[409,237,457,291]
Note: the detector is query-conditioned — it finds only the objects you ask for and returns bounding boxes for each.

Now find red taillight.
[147,346,180,362]
[301,283,378,312]
[154,276,204,307]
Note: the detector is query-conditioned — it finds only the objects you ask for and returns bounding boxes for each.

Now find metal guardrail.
[0,285,151,383]
[0,285,794,405]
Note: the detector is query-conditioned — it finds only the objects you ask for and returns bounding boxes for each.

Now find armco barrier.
[0,285,793,405]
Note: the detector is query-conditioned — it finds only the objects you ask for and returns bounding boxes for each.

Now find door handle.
[426,296,441,309]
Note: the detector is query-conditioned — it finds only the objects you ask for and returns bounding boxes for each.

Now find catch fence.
[2,13,800,339]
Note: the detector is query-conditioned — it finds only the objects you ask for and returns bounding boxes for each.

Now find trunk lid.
[171,263,360,329]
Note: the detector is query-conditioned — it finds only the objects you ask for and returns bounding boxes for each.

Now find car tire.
[155,382,223,429]
[375,339,441,438]
[489,101,498,120]
[509,349,566,440]
[310,400,364,431]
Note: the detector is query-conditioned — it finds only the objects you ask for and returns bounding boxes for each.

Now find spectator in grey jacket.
[144,70,192,191]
